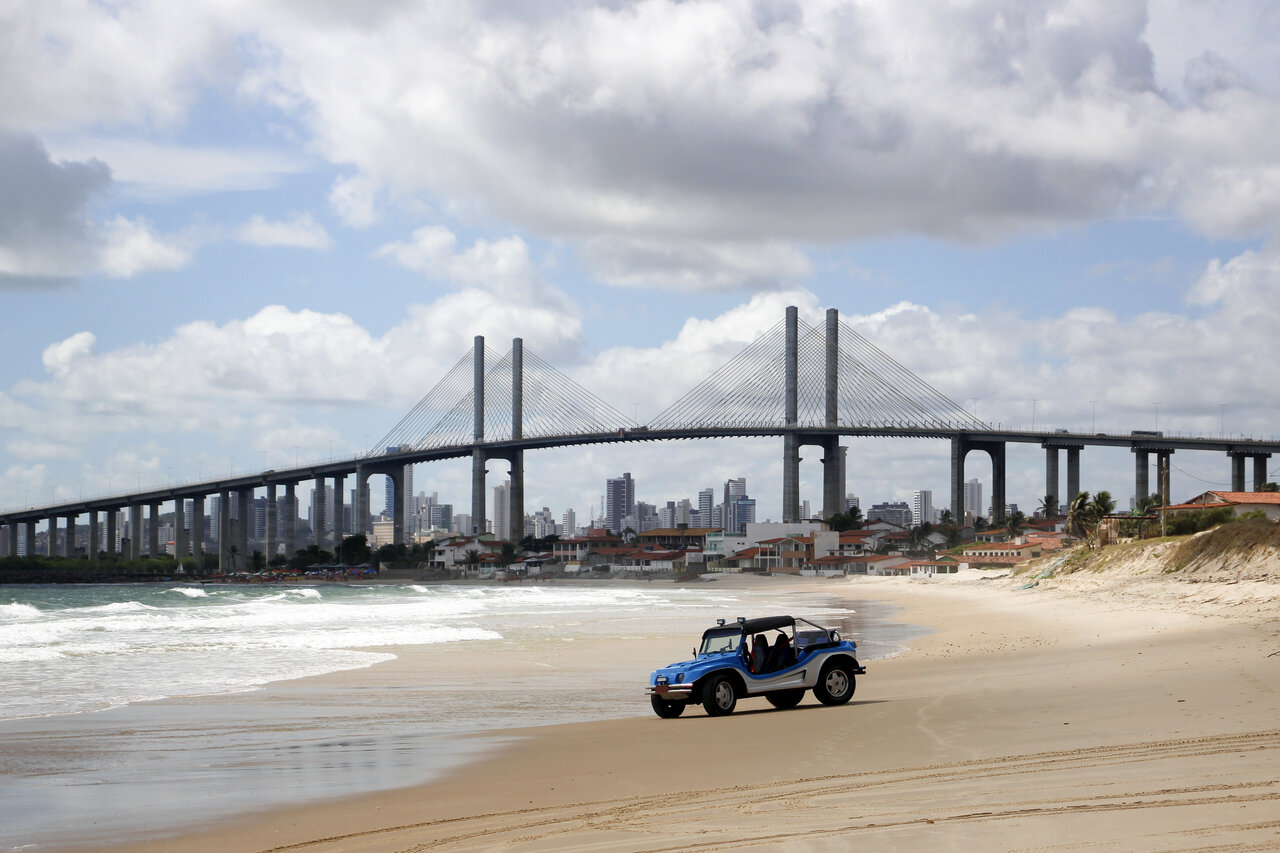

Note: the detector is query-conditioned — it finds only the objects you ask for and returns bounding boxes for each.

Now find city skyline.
[2,4,1279,527]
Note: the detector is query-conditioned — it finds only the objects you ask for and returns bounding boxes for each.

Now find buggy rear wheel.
[815,662,855,705]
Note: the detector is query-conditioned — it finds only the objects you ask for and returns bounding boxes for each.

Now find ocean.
[0,580,923,850]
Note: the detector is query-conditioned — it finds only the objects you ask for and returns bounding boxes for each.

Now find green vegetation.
[1172,516,1280,570]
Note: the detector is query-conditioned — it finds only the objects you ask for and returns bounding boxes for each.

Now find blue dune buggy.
[646,615,866,717]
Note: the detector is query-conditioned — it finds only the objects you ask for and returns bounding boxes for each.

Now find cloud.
[0,132,109,281]
[6,3,1280,290]
[251,3,1272,240]
[581,236,812,291]
[98,216,193,277]
[236,213,333,249]
[376,225,578,312]
[47,137,310,199]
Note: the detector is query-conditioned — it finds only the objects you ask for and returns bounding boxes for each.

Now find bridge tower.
[782,307,845,523]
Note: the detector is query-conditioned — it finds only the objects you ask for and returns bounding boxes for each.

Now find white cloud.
[47,137,309,199]
[41,331,96,376]
[6,2,1280,289]
[98,216,192,278]
[236,213,333,249]
[581,236,813,291]
[328,173,381,228]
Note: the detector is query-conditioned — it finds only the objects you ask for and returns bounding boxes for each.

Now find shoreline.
[65,569,1280,852]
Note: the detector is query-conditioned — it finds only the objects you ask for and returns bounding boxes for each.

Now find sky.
[2,0,1280,527]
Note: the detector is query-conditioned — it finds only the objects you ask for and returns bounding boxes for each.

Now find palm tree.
[1006,510,1026,540]
[1037,494,1059,518]
[464,548,481,574]
[1133,493,1161,539]
[1066,491,1092,542]
[1092,490,1116,518]
[499,542,519,567]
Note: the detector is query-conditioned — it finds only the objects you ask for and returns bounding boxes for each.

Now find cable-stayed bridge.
[3,306,1277,564]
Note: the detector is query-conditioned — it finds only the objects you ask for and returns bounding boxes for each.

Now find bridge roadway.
[2,423,1276,563]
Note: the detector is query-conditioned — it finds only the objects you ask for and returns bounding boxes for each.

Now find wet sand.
[70,569,1280,852]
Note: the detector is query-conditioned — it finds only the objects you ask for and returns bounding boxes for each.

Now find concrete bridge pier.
[64,514,76,556]
[87,510,98,558]
[148,503,160,557]
[237,488,252,565]
[191,496,205,564]
[331,474,345,549]
[782,433,801,523]
[355,467,370,538]
[820,436,843,520]
[385,467,405,546]
[507,449,524,542]
[4,523,15,557]
[174,500,187,561]
[313,478,325,551]
[1134,449,1149,502]
[1230,452,1247,492]
[128,505,142,559]
[470,450,487,536]
[216,491,230,569]
[1066,447,1080,507]
[106,510,117,555]
[281,485,295,557]
[46,516,56,556]
[264,484,276,561]
[25,520,36,558]
[1233,451,1273,491]
[1043,445,1059,513]
[951,437,1007,525]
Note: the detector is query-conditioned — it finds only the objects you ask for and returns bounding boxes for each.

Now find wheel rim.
[714,680,734,709]
[825,669,849,698]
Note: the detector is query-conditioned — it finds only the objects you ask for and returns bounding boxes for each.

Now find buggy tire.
[815,661,855,705]
[701,673,738,716]
[650,695,687,718]
[766,689,805,710]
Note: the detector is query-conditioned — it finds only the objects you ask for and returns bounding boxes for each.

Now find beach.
[46,566,1279,853]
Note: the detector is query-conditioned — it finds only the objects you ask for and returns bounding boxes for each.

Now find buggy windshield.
[699,628,744,655]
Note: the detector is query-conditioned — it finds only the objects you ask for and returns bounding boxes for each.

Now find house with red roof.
[1166,491,1280,521]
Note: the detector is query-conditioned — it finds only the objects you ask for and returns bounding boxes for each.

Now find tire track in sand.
[257,728,1280,853]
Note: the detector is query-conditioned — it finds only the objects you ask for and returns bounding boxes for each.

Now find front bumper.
[647,682,694,699]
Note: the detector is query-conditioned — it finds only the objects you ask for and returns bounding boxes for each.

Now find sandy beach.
[64,563,1280,853]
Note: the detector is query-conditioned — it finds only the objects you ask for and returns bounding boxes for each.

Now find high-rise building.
[492,480,511,541]
[801,499,812,520]
[561,508,577,536]
[674,498,693,527]
[605,472,636,533]
[429,503,453,532]
[698,488,714,526]
[723,477,747,507]
[963,478,984,520]
[726,496,756,534]
[912,490,933,527]
[868,501,912,528]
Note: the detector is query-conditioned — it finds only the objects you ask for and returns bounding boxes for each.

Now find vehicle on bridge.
[646,615,865,717]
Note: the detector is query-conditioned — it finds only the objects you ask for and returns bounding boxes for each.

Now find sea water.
[0,581,922,850]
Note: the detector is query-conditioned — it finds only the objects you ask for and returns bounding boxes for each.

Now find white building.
[963,478,984,520]
[912,490,933,527]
